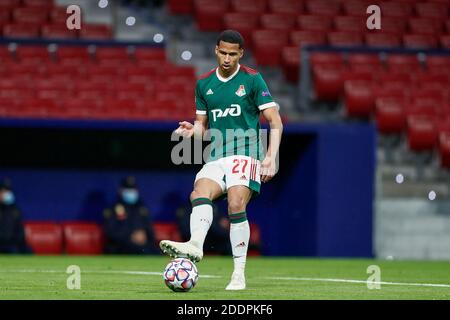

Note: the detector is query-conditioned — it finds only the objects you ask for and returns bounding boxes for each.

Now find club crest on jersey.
[235,85,246,97]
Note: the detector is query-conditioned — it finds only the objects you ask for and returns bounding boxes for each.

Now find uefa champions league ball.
[163,258,199,292]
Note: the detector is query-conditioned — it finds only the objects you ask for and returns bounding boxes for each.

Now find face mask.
[2,191,15,205]
[122,189,138,205]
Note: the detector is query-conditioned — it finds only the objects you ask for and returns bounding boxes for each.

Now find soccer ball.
[163,258,199,292]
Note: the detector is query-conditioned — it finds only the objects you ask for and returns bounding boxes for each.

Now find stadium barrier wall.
[1,121,375,257]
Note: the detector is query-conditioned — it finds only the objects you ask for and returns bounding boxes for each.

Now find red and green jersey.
[195,64,277,162]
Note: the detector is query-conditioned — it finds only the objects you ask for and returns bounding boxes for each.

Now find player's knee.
[190,190,209,202]
[227,198,246,214]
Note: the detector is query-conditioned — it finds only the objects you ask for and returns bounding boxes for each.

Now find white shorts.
[195,155,261,195]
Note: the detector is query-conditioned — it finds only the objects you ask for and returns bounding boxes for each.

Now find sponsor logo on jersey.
[261,90,271,97]
[206,88,214,95]
[240,174,247,181]
[211,104,241,121]
[235,85,246,97]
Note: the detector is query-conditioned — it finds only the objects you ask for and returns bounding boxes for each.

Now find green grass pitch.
[0,255,449,300]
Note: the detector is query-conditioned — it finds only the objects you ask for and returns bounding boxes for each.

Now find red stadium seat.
[252,29,289,66]
[16,45,51,62]
[0,45,12,62]
[379,1,412,18]
[365,33,402,48]
[133,47,166,62]
[403,34,438,49]
[410,88,446,109]
[344,80,376,118]
[333,15,366,32]
[386,54,421,73]
[347,53,383,72]
[375,72,411,94]
[95,47,130,62]
[223,13,259,46]
[438,119,450,168]
[115,83,149,100]
[377,17,408,34]
[439,132,450,167]
[375,96,407,134]
[124,65,158,83]
[268,0,304,14]
[13,7,49,24]
[49,6,71,24]
[405,91,440,151]
[194,0,229,31]
[310,52,344,68]
[23,0,54,9]
[440,35,450,50]
[312,64,347,101]
[153,222,182,244]
[260,13,297,31]
[281,46,301,83]
[328,31,363,47]
[24,222,63,255]
[157,65,196,78]
[79,24,112,40]
[342,0,373,17]
[425,55,450,73]
[413,72,449,89]
[0,0,20,10]
[408,18,444,35]
[168,0,194,14]
[407,114,438,151]
[305,0,341,16]
[63,222,104,255]
[0,10,11,26]
[415,2,448,19]
[56,45,91,63]
[231,0,267,14]
[3,23,40,38]
[290,30,327,47]
[41,24,77,39]
[297,15,333,31]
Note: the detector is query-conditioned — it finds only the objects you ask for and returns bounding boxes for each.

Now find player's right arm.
[174,80,208,139]
[174,115,208,139]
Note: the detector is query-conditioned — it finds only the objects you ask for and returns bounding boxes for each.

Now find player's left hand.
[260,156,276,183]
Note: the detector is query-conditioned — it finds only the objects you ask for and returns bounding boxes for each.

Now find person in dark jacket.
[103,176,158,254]
[0,179,31,254]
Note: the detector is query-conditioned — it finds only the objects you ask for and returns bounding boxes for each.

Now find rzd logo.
[211,104,241,122]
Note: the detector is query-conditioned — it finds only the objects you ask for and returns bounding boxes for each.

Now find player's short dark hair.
[216,30,244,49]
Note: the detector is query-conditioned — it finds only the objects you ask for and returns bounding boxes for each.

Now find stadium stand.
[24,222,63,254]
[62,222,104,255]
[20,220,263,255]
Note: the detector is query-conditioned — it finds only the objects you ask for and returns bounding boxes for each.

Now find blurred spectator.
[0,179,31,254]
[103,176,158,254]
[176,200,231,256]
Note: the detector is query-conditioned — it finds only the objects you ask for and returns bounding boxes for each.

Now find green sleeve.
[195,81,207,115]
[253,73,277,111]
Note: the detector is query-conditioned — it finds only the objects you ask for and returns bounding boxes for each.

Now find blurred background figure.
[0,178,31,254]
[103,176,158,254]
[176,200,231,256]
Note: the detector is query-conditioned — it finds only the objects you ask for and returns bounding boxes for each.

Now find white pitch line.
[266,276,450,288]
[0,269,222,279]
[3,270,449,288]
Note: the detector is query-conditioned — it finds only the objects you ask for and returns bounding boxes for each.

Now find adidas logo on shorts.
[240,175,247,181]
